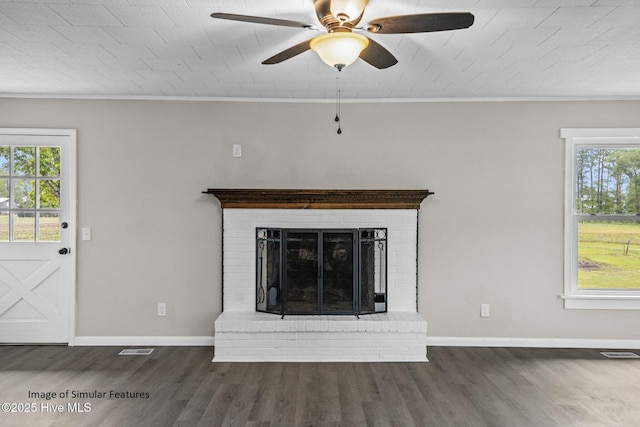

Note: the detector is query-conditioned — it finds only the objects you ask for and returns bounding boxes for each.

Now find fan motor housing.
[315,0,364,31]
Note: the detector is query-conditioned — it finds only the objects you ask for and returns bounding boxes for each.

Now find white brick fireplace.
[205,189,432,362]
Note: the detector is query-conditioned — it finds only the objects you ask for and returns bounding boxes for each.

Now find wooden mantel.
[203,188,433,209]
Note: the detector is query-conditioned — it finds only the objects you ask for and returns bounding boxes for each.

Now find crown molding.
[4,94,640,103]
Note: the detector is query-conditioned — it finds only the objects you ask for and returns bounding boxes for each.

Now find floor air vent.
[600,351,640,359]
[118,348,154,356]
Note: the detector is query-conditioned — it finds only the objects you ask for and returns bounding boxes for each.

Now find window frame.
[562,128,640,310]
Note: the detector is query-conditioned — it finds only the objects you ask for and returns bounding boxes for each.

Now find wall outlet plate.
[81,227,91,241]
[481,303,490,318]
[157,303,166,317]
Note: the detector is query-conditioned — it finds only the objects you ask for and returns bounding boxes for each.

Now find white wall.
[1,97,640,342]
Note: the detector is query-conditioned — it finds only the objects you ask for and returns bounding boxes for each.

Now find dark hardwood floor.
[1,345,639,426]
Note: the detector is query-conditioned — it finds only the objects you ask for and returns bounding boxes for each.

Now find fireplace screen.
[256,228,387,316]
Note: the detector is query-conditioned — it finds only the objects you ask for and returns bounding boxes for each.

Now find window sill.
[562,293,640,310]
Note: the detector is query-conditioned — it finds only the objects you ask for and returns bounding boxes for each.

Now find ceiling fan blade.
[262,39,313,64]
[211,13,314,29]
[367,12,474,34]
[359,38,397,69]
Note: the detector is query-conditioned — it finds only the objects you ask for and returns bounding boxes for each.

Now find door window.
[0,145,61,242]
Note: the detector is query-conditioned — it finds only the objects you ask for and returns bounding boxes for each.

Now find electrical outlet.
[232,144,242,158]
[480,303,490,318]
[157,303,166,317]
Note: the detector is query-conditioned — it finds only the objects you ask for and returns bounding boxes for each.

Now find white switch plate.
[157,303,166,317]
[232,144,242,157]
[481,303,490,318]
[81,227,91,241]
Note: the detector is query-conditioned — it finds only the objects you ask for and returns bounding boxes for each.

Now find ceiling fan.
[211,0,474,71]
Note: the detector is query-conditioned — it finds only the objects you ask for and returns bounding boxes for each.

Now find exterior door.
[0,129,76,343]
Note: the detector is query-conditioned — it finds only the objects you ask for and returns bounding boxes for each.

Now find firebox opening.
[257,228,387,316]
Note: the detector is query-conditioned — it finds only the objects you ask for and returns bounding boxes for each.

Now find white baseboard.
[72,336,640,350]
[73,336,215,347]
[427,336,640,349]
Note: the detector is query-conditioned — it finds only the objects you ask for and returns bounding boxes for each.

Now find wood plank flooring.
[1,346,639,426]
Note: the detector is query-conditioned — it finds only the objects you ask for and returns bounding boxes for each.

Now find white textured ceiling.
[1,0,639,100]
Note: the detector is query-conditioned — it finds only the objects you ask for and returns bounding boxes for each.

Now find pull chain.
[335,72,342,134]
[337,89,342,134]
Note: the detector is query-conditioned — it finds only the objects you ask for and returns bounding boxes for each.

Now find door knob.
[58,248,70,255]
[61,222,68,229]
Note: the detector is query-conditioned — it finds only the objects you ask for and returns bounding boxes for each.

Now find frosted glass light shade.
[310,33,369,69]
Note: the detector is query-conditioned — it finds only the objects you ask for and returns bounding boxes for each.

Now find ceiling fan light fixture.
[330,0,368,22]
[310,32,369,70]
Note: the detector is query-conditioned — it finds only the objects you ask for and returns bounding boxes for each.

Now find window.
[562,128,640,309]
[0,145,61,242]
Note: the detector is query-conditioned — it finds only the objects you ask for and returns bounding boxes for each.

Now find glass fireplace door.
[321,232,356,313]
[284,231,319,314]
[258,228,385,316]
[284,230,357,315]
